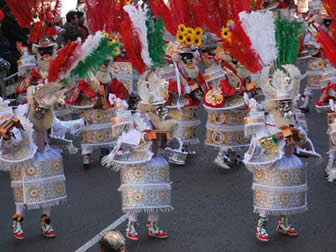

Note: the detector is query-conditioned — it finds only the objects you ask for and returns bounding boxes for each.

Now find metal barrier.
[0,72,20,104]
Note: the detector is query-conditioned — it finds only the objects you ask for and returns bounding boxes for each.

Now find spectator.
[1,5,29,51]
[62,11,81,43]
[99,231,126,252]
[77,11,89,42]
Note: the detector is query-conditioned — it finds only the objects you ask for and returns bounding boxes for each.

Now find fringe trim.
[118,183,172,191]
[16,197,67,210]
[251,183,308,193]
[205,143,249,150]
[253,205,308,216]
[182,138,199,145]
[123,206,174,214]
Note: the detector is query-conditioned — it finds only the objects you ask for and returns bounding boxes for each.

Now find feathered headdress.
[315,0,336,68]
[149,0,204,48]
[48,32,121,82]
[195,0,262,73]
[120,4,167,73]
[274,17,305,67]
[84,0,128,34]
[6,0,61,43]
[239,11,278,66]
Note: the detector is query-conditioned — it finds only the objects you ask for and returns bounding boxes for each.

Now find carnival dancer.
[244,63,320,243]
[75,64,129,167]
[0,83,84,240]
[312,0,336,182]
[102,70,176,241]
[202,48,250,169]
[148,0,209,165]
[241,12,321,242]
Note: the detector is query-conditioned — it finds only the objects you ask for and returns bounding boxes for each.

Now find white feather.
[239,11,278,66]
[64,32,104,79]
[123,5,153,67]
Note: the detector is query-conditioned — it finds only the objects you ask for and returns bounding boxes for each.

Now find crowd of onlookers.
[0,2,89,79]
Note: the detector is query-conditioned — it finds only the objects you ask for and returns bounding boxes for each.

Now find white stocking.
[148,213,159,222]
[15,205,26,217]
[128,212,139,222]
[42,207,51,217]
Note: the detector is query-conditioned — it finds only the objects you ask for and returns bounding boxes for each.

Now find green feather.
[275,16,304,67]
[146,10,166,68]
[70,38,120,79]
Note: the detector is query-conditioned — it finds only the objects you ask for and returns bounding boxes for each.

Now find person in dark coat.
[1,5,29,52]
[77,11,89,42]
[62,11,81,43]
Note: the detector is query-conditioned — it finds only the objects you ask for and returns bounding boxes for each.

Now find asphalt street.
[0,91,335,252]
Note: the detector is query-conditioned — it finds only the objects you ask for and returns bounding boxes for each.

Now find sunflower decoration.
[176,32,186,44]
[221,27,232,41]
[186,27,195,36]
[226,19,235,27]
[194,27,204,38]
[184,35,194,45]
[193,37,202,47]
[178,24,187,34]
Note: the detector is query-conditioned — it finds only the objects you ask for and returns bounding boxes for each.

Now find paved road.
[0,91,335,252]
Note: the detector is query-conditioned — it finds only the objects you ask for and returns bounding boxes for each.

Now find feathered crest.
[239,11,277,66]
[195,0,262,73]
[275,17,305,67]
[6,0,61,43]
[123,4,152,67]
[197,0,252,37]
[148,0,204,47]
[48,39,82,82]
[120,9,146,74]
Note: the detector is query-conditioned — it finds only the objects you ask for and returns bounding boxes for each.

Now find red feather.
[223,19,262,73]
[85,0,127,34]
[120,14,146,74]
[169,0,201,28]
[48,40,81,82]
[6,0,61,41]
[197,0,253,37]
[316,28,336,69]
[148,0,177,35]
